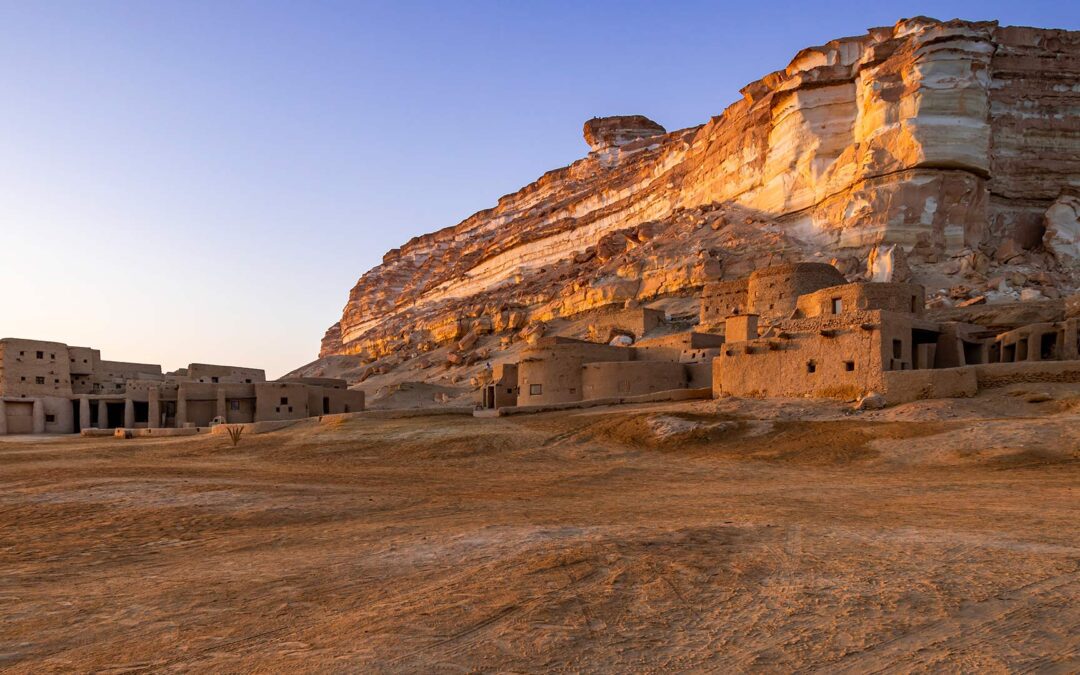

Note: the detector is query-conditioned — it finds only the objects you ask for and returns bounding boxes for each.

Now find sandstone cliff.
[304,17,1080,389]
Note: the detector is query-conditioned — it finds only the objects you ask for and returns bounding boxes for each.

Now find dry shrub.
[226,425,244,447]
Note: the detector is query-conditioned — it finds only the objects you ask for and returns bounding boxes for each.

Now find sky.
[2,1,1077,378]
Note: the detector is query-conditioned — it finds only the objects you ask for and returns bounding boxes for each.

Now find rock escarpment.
[313,17,1080,383]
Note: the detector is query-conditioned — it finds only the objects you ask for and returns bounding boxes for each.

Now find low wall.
[80,429,114,438]
[882,368,978,405]
[115,427,207,438]
[324,407,474,421]
[195,407,476,435]
[202,406,475,435]
[209,419,301,436]
[880,360,1080,404]
[491,387,711,417]
[974,360,1080,388]
[84,406,475,439]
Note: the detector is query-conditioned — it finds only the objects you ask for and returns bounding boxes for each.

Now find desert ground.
[2,385,1079,672]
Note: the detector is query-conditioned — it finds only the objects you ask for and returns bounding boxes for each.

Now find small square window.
[529,384,542,395]
[45,414,55,423]
[20,376,26,382]
[287,406,293,413]
[35,376,45,384]
[245,379,251,384]
[806,361,816,374]
[211,376,219,384]
[844,361,855,371]
[280,396,288,405]
[36,351,43,359]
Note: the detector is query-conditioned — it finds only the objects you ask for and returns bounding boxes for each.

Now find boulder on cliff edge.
[583,115,666,152]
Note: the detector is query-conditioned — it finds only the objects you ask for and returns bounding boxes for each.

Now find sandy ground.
[2,385,1079,672]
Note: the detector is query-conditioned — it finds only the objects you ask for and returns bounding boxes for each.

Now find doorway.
[1040,333,1058,360]
[106,402,124,429]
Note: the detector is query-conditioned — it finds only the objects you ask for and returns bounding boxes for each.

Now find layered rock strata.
[319,17,1080,370]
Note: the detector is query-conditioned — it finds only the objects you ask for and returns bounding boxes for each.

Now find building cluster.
[0,340,364,435]
[4,262,1078,435]
[482,331,722,409]
[481,263,1080,411]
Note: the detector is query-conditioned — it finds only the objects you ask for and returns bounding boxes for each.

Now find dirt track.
[2,386,1079,672]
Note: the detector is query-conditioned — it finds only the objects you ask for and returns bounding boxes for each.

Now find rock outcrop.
[1044,189,1080,263]
[312,17,1080,383]
[583,115,667,152]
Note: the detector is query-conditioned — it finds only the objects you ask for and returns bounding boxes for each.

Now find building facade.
[0,338,364,435]
[712,268,1079,403]
[700,263,848,327]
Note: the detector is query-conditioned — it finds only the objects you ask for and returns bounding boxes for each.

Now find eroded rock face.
[318,17,1080,368]
[1044,190,1080,263]
[582,115,667,152]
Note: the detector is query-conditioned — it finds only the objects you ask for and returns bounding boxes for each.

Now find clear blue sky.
[2,1,1077,377]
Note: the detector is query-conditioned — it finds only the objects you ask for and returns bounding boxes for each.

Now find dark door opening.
[71,400,82,434]
[962,340,984,366]
[1040,333,1057,360]
[912,328,939,369]
[134,401,149,425]
[322,396,330,414]
[162,401,176,428]
[106,402,124,429]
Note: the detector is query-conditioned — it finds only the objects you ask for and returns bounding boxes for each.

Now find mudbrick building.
[0,339,365,435]
[480,263,1080,412]
[712,265,1079,403]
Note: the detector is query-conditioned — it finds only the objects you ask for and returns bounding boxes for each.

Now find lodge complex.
[481,263,1080,412]
[0,341,364,435]
[3,262,1079,435]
